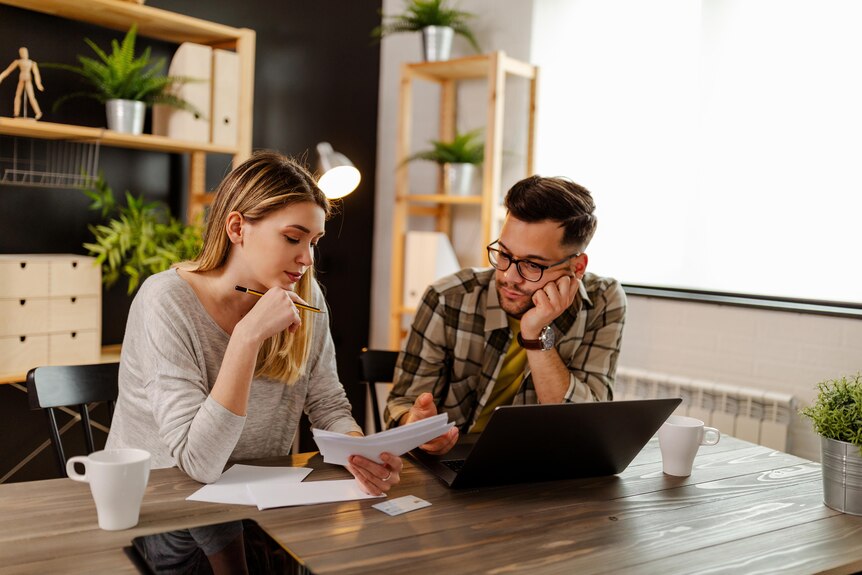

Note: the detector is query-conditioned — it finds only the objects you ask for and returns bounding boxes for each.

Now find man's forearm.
[526,349,571,403]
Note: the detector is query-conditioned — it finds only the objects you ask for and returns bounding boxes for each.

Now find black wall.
[0,2,381,445]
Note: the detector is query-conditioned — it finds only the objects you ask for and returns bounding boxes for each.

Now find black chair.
[26,362,120,477]
[358,349,399,433]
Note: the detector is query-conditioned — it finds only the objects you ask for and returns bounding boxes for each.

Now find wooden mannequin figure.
[0,47,44,120]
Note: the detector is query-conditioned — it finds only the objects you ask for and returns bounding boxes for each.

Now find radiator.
[615,367,797,451]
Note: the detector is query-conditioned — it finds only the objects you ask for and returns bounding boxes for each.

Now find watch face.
[540,326,555,350]
[517,326,555,350]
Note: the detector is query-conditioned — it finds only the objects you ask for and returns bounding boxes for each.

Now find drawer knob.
[71,297,77,303]
[19,336,26,343]
[19,299,25,306]
[72,261,78,268]
[19,262,26,269]
[71,332,77,338]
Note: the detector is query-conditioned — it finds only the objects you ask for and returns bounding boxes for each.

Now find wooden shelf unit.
[404,194,484,205]
[0,118,238,155]
[0,0,256,221]
[389,51,538,348]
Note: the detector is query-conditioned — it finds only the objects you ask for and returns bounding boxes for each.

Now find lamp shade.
[316,142,361,199]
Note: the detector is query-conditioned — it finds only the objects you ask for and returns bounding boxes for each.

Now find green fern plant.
[800,373,862,456]
[405,128,484,165]
[82,175,202,294]
[48,24,200,114]
[372,0,481,53]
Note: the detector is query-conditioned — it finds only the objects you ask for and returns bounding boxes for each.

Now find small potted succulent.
[405,128,484,195]
[372,0,481,62]
[800,373,862,515]
[48,24,199,135]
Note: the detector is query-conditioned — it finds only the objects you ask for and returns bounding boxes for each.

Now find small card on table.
[372,495,432,516]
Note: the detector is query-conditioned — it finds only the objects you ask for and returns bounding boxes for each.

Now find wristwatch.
[517,325,555,351]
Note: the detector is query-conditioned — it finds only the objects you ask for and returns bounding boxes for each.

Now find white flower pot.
[106,99,145,135]
[445,163,477,196]
[421,26,454,62]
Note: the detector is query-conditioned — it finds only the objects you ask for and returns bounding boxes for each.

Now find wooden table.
[2,436,861,574]
[0,345,122,385]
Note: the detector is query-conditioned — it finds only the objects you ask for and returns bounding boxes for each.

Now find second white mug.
[658,415,720,477]
[66,448,151,531]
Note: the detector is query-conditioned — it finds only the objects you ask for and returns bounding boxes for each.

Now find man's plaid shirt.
[384,268,627,431]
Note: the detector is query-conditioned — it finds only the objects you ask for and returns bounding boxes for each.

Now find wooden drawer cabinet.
[0,255,101,377]
[50,259,102,297]
[48,331,100,366]
[48,296,100,332]
[0,334,49,375]
[0,259,50,298]
[0,299,50,335]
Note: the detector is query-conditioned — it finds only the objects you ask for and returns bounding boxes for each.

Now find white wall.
[622,296,862,461]
[370,0,535,349]
[370,1,862,461]
[530,0,862,304]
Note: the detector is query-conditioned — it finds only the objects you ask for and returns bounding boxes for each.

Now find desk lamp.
[316,142,361,199]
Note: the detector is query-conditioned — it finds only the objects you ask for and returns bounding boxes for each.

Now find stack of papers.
[187,464,312,506]
[186,464,383,510]
[312,413,455,466]
[186,416,454,510]
[249,479,378,510]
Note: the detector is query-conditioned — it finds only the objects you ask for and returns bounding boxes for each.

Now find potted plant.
[405,128,484,195]
[372,0,481,62]
[800,373,862,516]
[48,24,199,135]
[82,174,202,293]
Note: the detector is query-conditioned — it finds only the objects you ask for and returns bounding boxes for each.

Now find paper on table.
[312,413,454,466]
[186,464,312,505]
[248,479,384,510]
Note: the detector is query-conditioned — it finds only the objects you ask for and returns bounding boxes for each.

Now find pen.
[234,285,324,313]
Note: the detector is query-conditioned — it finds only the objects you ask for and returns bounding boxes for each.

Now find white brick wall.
[620,295,862,461]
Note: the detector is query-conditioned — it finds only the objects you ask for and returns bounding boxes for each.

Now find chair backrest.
[358,349,399,433]
[26,363,120,477]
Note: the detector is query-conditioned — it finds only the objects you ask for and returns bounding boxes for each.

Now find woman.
[106,151,402,493]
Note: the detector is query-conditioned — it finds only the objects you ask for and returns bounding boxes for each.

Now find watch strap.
[517,331,545,350]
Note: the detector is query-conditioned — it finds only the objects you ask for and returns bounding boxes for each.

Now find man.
[384,175,626,455]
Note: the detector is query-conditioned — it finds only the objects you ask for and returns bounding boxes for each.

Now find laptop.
[410,397,681,488]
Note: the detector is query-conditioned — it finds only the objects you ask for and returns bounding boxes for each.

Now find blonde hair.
[179,151,331,384]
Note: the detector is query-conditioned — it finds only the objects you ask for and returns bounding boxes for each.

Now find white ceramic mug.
[66,448,151,531]
[658,415,720,477]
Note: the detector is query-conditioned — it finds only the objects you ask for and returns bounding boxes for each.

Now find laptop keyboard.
[442,459,466,472]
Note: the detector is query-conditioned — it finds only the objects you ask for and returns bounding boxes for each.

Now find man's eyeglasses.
[486,241,580,282]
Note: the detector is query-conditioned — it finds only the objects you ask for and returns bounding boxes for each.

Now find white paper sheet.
[248,479,384,510]
[312,413,454,466]
[186,464,312,505]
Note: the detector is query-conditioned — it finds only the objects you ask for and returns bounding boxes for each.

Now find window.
[532,0,862,305]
